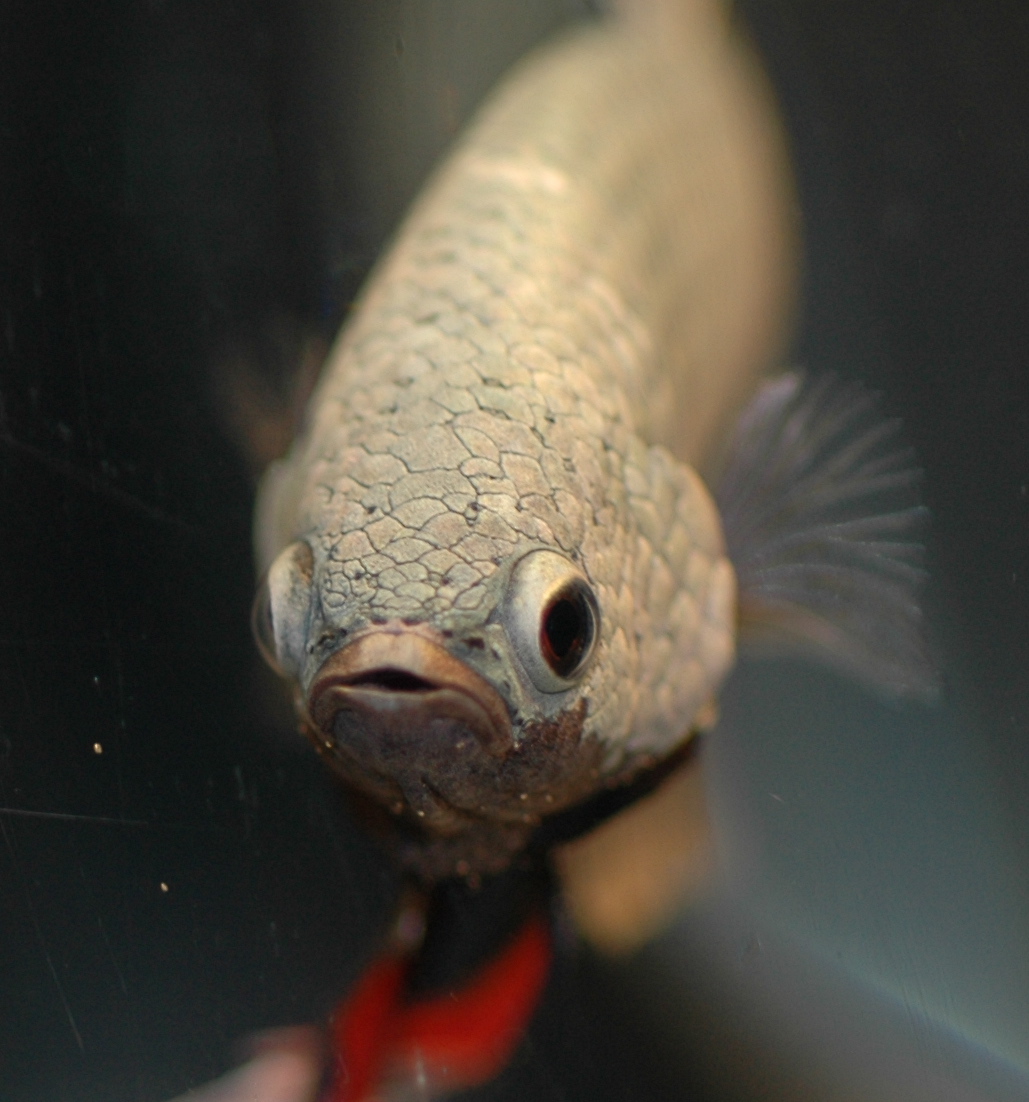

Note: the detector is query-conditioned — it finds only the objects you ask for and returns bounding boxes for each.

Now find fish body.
[254,8,796,879]
[219,6,934,1102]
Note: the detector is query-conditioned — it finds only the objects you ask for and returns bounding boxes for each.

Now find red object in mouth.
[324,910,553,1101]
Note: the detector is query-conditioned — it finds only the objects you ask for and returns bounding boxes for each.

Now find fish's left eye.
[505,550,599,693]
[540,583,595,679]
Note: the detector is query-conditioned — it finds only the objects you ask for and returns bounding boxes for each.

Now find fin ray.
[717,372,938,699]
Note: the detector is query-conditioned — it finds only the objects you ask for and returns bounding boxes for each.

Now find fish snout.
[305,628,515,834]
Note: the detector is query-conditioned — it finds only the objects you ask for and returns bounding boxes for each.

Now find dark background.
[1,1,1027,1099]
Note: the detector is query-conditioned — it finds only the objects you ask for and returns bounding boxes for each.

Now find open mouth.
[344,668,436,692]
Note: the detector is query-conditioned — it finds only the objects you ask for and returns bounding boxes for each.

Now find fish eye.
[540,583,596,678]
[250,576,279,673]
[505,550,599,692]
[251,540,314,679]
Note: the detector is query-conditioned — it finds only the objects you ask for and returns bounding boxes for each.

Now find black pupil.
[541,586,592,677]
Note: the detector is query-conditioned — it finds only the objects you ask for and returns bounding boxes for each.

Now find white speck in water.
[160,882,169,893]
[93,743,103,754]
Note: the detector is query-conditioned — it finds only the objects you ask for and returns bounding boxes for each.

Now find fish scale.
[256,21,764,780]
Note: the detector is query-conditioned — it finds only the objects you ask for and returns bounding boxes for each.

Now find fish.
[251,0,800,883]
[231,2,935,1100]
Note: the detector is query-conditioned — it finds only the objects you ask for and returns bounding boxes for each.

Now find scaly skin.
[255,12,793,868]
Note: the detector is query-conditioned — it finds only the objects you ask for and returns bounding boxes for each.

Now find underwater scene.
[1,1,1028,1100]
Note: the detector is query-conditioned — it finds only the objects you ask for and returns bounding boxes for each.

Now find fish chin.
[307,628,512,834]
[303,625,605,876]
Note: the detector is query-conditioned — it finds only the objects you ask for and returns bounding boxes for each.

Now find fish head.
[254,533,616,843]
[252,411,736,878]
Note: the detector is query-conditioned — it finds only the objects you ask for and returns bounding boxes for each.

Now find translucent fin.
[716,372,938,700]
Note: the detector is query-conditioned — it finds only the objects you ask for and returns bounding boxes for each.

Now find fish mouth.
[305,626,515,834]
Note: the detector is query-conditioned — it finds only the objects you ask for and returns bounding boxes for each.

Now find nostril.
[346,668,436,692]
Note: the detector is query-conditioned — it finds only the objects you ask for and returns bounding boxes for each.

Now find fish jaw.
[305,625,514,835]
[301,621,609,877]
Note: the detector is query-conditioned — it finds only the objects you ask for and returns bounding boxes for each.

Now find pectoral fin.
[716,372,939,700]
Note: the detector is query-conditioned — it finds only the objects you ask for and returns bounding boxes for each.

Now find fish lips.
[306,628,516,835]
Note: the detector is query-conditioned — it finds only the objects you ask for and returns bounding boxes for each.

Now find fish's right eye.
[504,550,600,693]
[251,576,280,673]
[251,540,314,679]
